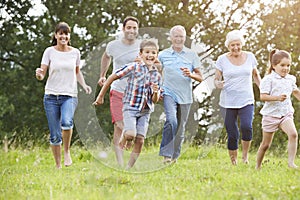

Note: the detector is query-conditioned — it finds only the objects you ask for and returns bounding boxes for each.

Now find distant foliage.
[0,0,298,151]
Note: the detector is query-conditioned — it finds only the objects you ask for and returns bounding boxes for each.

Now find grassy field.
[1,145,300,200]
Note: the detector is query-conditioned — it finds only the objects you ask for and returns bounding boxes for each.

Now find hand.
[278,94,287,102]
[93,95,104,106]
[215,80,224,89]
[98,77,106,86]
[151,83,159,93]
[83,85,92,94]
[180,67,191,77]
[154,59,161,65]
[35,68,44,80]
[134,56,142,63]
[153,60,162,72]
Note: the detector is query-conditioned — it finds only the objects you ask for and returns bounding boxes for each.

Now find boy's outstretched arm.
[93,74,118,105]
[293,88,300,101]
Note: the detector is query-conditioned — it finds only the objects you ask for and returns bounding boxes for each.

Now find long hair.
[51,22,71,46]
[267,49,291,74]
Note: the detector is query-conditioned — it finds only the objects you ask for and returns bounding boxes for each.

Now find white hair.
[170,25,186,37]
[224,30,245,48]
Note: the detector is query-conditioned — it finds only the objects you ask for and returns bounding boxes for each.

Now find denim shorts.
[122,105,151,138]
[43,94,78,145]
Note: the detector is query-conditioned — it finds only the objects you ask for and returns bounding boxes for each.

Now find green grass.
[1,146,300,200]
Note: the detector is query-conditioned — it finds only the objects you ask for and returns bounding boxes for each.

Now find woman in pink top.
[256,49,300,169]
[35,22,91,169]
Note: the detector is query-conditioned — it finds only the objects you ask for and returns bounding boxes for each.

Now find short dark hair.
[123,16,139,27]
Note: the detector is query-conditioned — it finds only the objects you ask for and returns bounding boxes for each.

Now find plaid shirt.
[115,62,162,111]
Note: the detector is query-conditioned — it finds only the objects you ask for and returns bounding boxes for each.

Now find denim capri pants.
[43,94,78,145]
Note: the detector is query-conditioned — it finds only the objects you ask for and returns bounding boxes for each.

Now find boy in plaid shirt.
[93,39,161,168]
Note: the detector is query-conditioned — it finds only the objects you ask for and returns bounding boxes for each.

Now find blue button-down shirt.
[158,46,201,104]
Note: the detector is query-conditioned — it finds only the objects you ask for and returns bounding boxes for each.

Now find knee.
[61,119,73,130]
[241,126,253,141]
[260,142,271,152]
[288,132,298,141]
[241,124,252,134]
[135,135,144,146]
[115,120,124,130]
[50,135,62,145]
[165,116,177,127]
[124,130,136,138]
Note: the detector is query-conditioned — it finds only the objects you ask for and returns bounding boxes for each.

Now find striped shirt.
[115,62,162,111]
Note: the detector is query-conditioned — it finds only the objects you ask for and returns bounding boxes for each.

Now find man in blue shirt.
[159,25,203,163]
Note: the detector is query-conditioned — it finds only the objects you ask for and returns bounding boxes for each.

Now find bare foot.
[230,157,237,165]
[64,152,72,167]
[288,164,298,169]
[242,156,249,164]
[163,157,172,164]
[243,159,249,164]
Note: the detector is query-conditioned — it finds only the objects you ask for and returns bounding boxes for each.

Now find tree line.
[0,0,299,151]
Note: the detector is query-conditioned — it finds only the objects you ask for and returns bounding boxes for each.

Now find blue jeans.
[43,94,78,145]
[159,95,191,159]
[220,104,254,150]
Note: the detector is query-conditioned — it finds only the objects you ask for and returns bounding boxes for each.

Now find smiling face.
[139,45,158,67]
[170,28,186,51]
[55,31,70,46]
[273,57,291,77]
[228,40,242,56]
[123,20,138,41]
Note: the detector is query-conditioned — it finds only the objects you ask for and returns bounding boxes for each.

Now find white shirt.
[216,51,257,108]
[260,71,297,118]
[41,46,80,97]
[106,39,141,92]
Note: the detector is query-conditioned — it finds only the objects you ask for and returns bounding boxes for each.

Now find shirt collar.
[271,70,286,79]
[170,46,187,54]
[140,62,158,72]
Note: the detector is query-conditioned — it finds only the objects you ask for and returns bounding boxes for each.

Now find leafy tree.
[1,0,293,150]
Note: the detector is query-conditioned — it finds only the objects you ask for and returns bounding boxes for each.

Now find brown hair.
[267,49,291,74]
[139,39,159,53]
[51,22,71,46]
[122,16,139,27]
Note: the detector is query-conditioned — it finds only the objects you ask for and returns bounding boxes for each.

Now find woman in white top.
[214,30,261,165]
[35,22,91,169]
[256,49,300,169]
